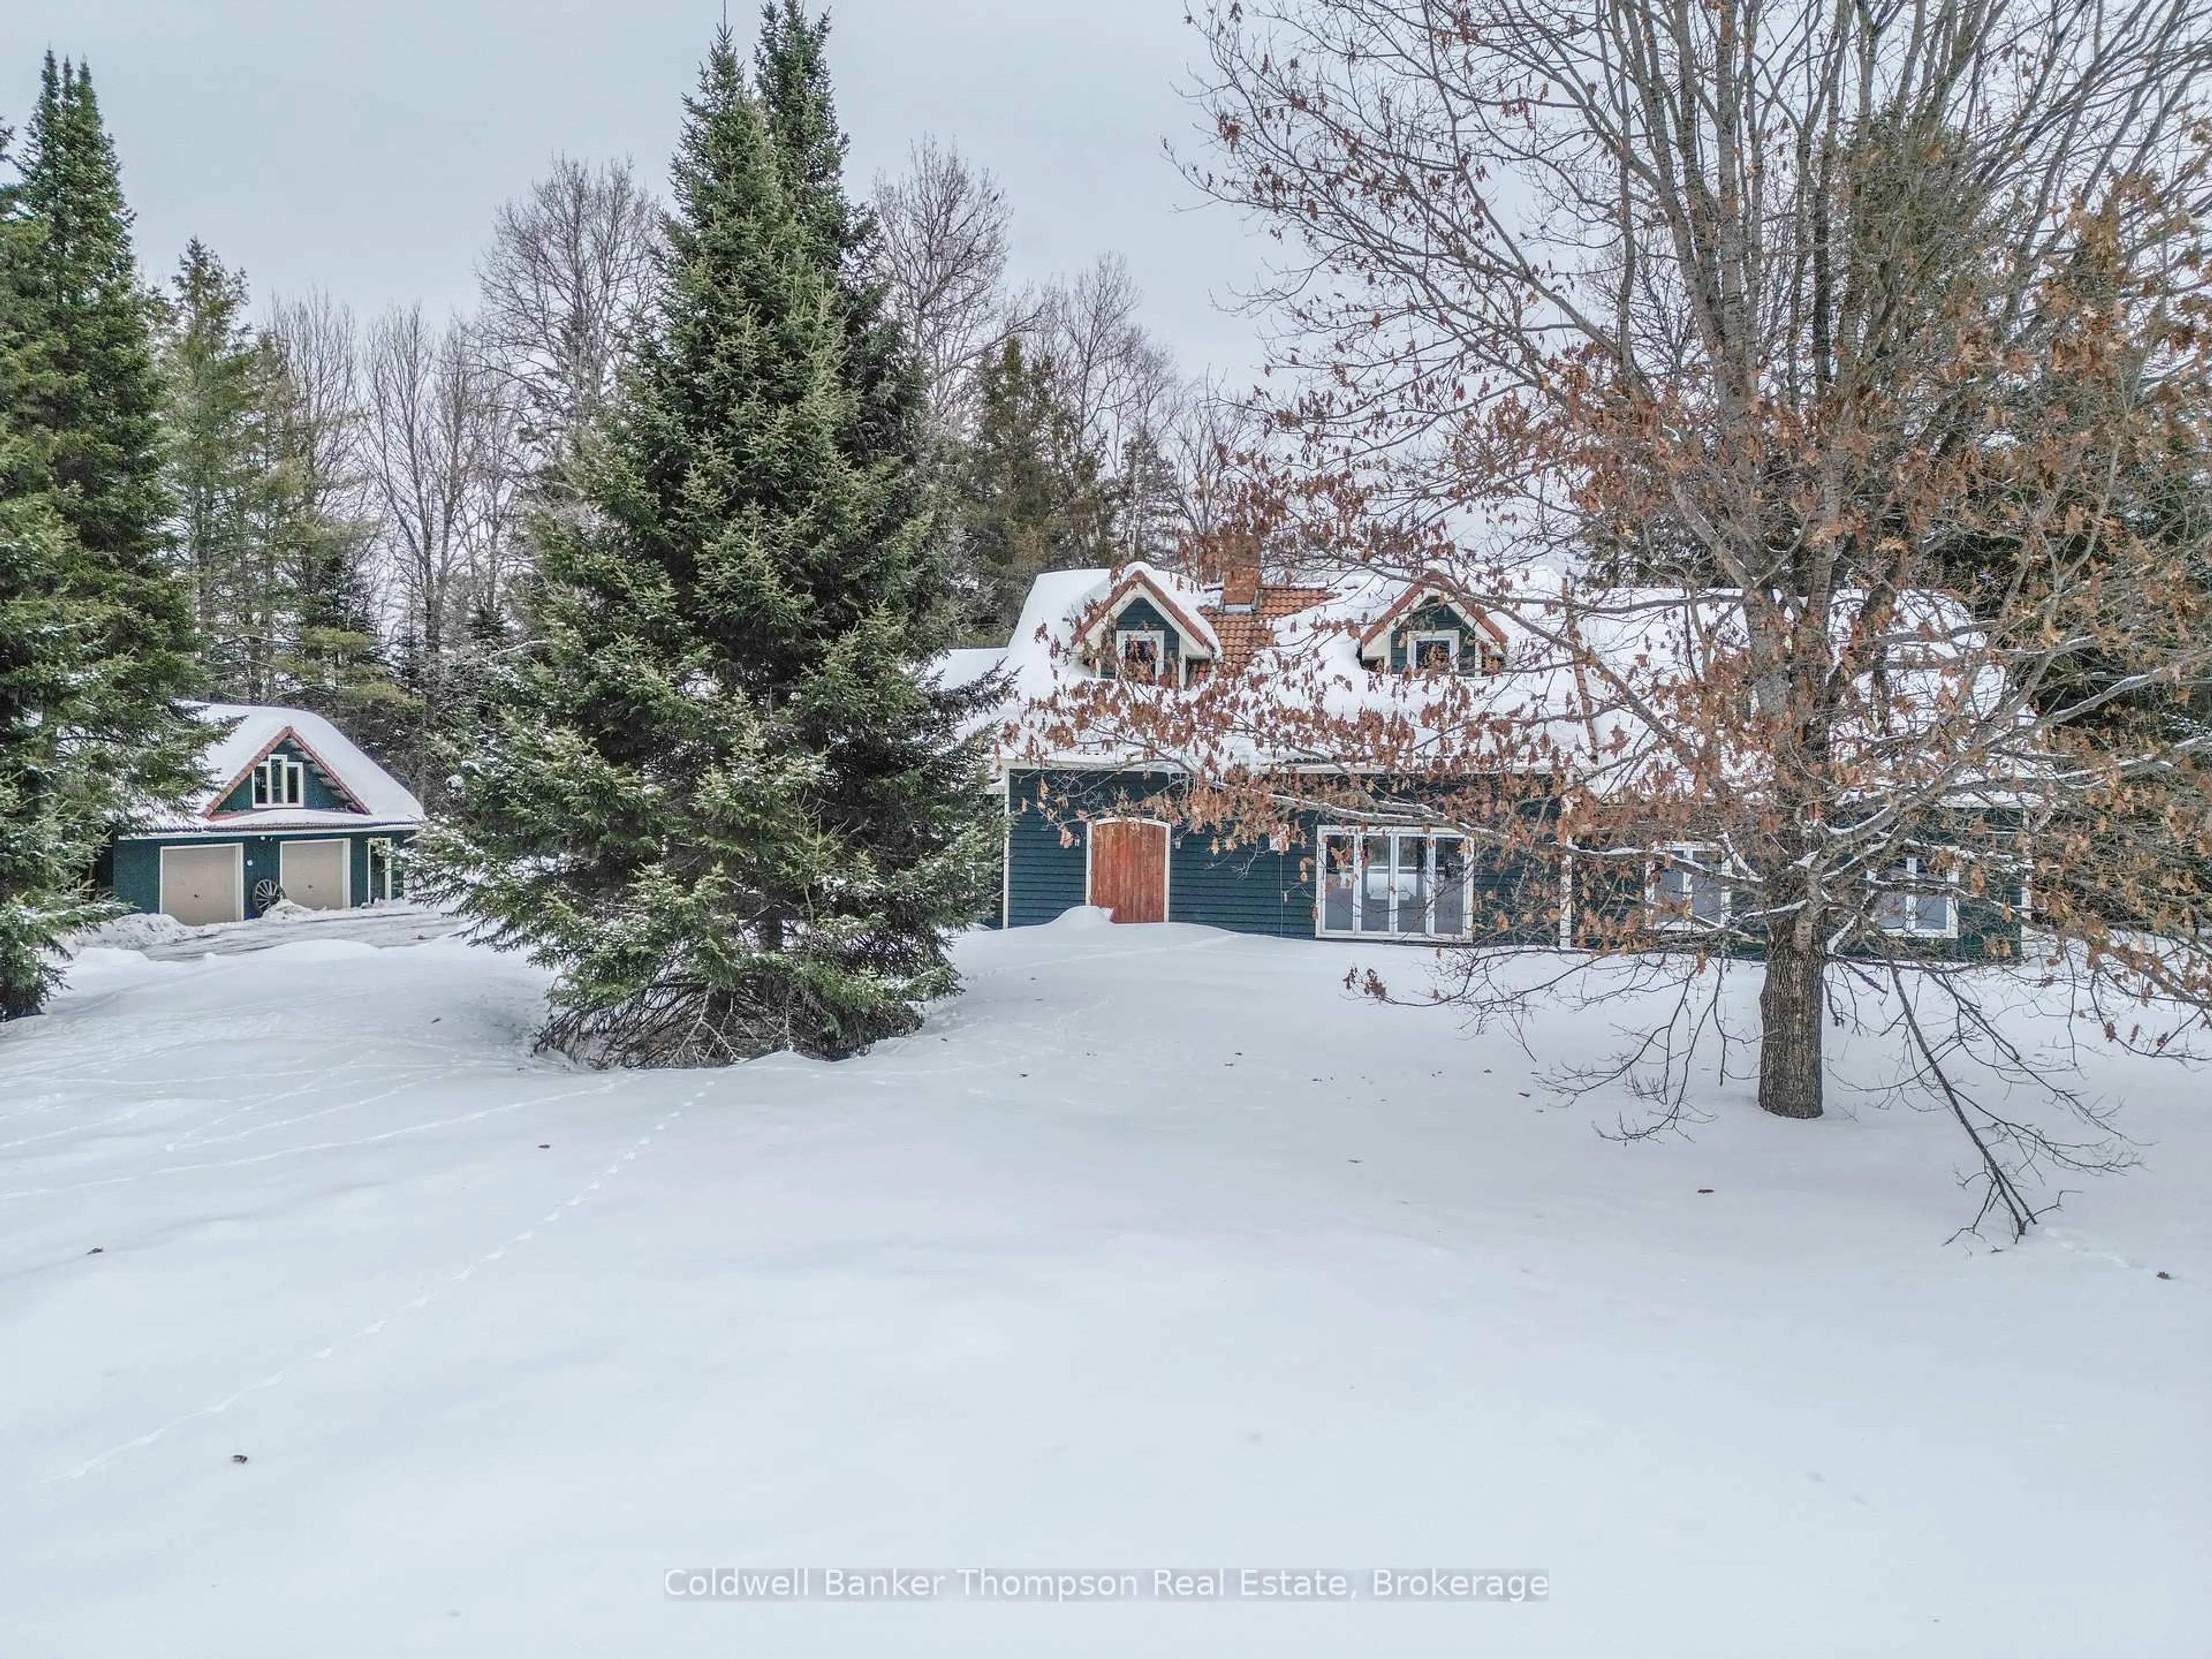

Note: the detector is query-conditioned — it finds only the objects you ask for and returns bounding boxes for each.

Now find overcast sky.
[2,0,1271,381]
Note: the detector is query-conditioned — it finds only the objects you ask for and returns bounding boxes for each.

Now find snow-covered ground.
[2,916,2205,1656]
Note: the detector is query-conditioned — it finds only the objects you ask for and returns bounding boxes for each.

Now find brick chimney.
[1218,530,1261,614]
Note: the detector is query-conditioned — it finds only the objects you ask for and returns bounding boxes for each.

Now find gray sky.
[2,0,1271,381]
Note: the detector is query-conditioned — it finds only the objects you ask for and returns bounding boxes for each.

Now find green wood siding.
[1100,596,1188,681]
[1006,768,1558,943]
[1387,597,1494,674]
[1569,844,2027,963]
[213,737,355,815]
[1003,767,2025,959]
[107,830,415,916]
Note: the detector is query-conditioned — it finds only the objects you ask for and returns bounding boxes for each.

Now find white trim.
[1645,843,1733,933]
[279,837,353,910]
[366,836,398,903]
[252,754,306,809]
[1000,786,1013,929]
[1084,815,1172,922]
[158,841,245,925]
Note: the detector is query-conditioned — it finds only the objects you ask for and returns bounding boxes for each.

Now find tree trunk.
[1758,926,1826,1118]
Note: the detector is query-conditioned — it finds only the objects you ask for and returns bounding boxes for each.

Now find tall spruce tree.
[953,335,1114,639]
[160,238,266,694]
[0,414,114,1018]
[0,65,200,1018]
[0,59,199,781]
[423,22,994,1065]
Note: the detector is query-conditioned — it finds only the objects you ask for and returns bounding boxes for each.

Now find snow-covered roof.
[123,703,426,837]
[973,563,2021,792]
[1070,562,1223,660]
[933,647,1008,691]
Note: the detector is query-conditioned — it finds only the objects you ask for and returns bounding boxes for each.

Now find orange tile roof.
[1201,584,1335,669]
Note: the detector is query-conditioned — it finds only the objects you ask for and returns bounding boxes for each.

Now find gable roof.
[1354,575,1509,660]
[123,703,426,836]
[1073,562,1222,659]
[211,724,372,816]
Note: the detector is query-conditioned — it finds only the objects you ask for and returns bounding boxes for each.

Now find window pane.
[1691,864,1727,926]
[1874,881,1910,932]
[1321,835,1355,932]
[1395,834,1430,934]
[1433,839,1468,935]
[1361,835,1393,932]
[1914,889,1952,934]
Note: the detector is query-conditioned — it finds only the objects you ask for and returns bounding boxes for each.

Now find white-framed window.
[1115,627,1167,684]
[1317,828,1475,939]
[1646,844,1732,932]
[1406,628,1461,675]
[1874,855,1959,938]
[366,837,399,903]
[252,755,305,809]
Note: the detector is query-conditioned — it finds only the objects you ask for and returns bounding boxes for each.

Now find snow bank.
[63,912,189,955]
[0,924,2203,1657]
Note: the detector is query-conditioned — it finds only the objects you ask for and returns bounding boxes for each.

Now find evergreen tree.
[252,319,411,734]
[0,55,200,806]
[754,1,921,464]
[160,238,266,692]
[952,335,1113,638]
[424,23,995,1065]
[0,65,201,1019]
[0,414,114,1018]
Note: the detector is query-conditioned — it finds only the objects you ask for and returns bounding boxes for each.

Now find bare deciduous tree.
[1024,0,2212,1232]
[361,305,524,725]
[871,137,1022,434]
[476,155,660,469]
[1035,253,1180,469]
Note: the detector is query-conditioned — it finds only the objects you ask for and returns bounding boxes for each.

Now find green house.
[101,703,425,926]
[957,562,2028,963]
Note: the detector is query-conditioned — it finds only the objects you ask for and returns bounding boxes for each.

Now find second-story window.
[252,756,305,808]
[1116,627,1166,683]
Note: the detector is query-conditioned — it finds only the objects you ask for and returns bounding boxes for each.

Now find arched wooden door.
[1088,819,1169,923]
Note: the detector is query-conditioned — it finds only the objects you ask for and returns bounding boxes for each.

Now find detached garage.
[107,704,424,925]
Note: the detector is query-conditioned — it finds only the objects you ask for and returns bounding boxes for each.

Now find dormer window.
[1361,582,1508,677]
[1116,628,1166,684]
[1408,629,1460,675]
[252,755,305,808]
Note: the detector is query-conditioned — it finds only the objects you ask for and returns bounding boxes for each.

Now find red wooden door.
[1089,820,1168,923]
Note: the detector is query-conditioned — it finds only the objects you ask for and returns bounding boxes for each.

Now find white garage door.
[160,844,243,926]
[280,839,350,911]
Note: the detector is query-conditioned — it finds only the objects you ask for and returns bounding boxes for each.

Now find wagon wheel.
[252,878,286,916]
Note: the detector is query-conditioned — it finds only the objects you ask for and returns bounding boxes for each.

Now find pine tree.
[160,238,267,694]
[252,317,411,736]
[0,55,200,806]
[0,65,201,1019]
[952,335,1113,638]
[0,416,114,1018]
[423,22,995,1065]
